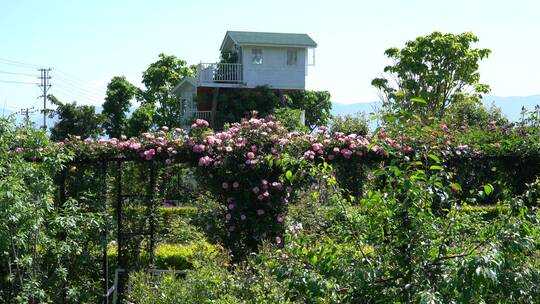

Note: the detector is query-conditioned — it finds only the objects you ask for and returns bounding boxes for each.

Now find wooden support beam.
[148,161,157,268]
[210,87,220,128]
[100,162,109,304]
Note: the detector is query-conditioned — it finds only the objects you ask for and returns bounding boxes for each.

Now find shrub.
[155,242,221,270]
[273,107,307,132]
[329,113,369,135]
[109,241,222,270]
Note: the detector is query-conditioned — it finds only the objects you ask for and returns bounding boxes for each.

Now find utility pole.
[38,68,52,129]
[16,107,37,128]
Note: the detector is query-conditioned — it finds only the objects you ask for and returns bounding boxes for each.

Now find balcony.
[197,63,243,87]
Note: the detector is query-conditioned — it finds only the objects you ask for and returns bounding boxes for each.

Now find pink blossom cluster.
[191,119,210,129]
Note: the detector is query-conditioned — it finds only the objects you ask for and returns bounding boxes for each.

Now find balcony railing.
[197,63,242,84]
[182,110,212,124]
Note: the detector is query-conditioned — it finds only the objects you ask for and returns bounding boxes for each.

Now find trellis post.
[148,160,157,268]
[100,161,109,304]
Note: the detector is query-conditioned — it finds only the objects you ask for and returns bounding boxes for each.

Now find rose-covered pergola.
[17,116,540,303]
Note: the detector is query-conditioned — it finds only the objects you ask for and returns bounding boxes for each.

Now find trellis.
[57,157,172,304]
[55,152,540,304]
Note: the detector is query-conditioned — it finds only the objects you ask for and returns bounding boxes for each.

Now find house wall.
[240,46,306,89]
[173,82,197,111]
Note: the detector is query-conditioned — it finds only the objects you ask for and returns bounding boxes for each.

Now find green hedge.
[108,241,221,270]
[159,206,198,220]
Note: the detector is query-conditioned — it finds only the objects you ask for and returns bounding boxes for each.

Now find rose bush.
[13,114,539,258]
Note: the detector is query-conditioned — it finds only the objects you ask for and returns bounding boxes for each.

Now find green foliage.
[285,90,332,131]
[215,88,332,131]
[101,76,136,138]
[444,98,508,129]
[273,107,307,131]
[109,241,221,270]
[155,242,220,270]
[220,50,239,64]
[140,53,196,129]
[126,102,154,137]
[0,119,103,303]
[329,113,369,135]
[216,86,279,126]
[4,99,540,303]
[48,94,102,141]
[372,31,491,120]
[126,257,236,304]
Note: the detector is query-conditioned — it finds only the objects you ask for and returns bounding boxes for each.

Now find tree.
[126,103,154,138]
[444,97,508,129]
[273,107,307,131]
[141,53,196,128]
[330,113,369,135]
[102,76,136,138]
[216,86,279,127]
[371,32,491,120]
[286,90,332,131]
[48,95,102,141]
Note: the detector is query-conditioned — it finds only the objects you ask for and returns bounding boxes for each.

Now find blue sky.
[1,0,539,114]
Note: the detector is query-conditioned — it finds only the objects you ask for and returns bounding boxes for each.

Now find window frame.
[286,49,298,66]
[251,48,263,65]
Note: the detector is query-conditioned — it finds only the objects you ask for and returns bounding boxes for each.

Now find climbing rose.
[198,156,213,167]
[340,148,352,159]
[312,142,323,152]
[247,152,255,159]
[143,149,155,160]
[192,144,206,153]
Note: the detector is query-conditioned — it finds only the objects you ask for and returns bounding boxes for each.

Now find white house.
[172,31,317,127]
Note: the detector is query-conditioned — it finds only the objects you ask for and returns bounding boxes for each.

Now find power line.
[0,70,40,77]
[0,79,39,85]
[54,78,104,97]
[0,58,44,69]
[55,68,104,89]
[54,73,105,92]
[54,83,104,101]
[50,87,102,105]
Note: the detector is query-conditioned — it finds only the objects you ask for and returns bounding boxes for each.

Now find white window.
[287,49,298,65]
[251,48,263,64]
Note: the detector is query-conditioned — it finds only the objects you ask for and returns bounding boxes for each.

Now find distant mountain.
[331,102,381,117]
[2,95,538,130]
[483,95,540,121]
[331,95,540,122]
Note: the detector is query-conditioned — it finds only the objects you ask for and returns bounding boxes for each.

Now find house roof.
[220,31,317,51]
[171,76,197,94]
